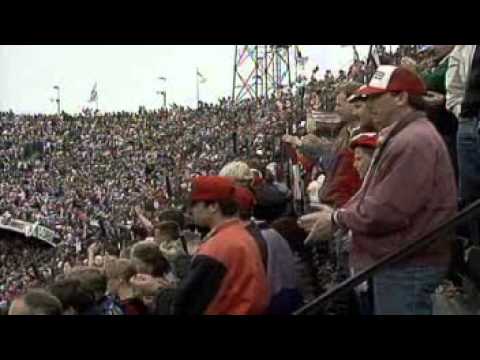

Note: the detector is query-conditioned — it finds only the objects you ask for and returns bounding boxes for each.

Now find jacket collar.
[204,218,242,241]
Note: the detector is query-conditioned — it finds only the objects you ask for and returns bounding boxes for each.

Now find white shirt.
[446,45,477,119]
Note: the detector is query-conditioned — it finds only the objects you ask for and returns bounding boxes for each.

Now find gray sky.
[0,45,375,114]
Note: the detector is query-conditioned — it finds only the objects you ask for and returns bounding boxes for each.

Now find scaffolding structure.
[232,45,298,104]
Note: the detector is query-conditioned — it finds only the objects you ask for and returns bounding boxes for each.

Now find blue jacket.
[82,295,124,315]
[255,222,304,314]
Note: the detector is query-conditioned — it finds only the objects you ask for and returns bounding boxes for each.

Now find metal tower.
[232,45,296,104]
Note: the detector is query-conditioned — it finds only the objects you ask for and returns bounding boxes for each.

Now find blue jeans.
[354,280,374,316]
[457,116,480,244]
[372,266,447,315]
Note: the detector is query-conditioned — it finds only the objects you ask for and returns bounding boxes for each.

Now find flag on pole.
[371,46,381,68]
[352,45,360,62]
[196,69,207,84]
[295,45,302,59]
[295,46,309,66]
[88,82,98,103]
[297,56,309,66]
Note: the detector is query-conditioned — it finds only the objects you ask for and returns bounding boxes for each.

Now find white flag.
[297,56,309,66]
[197,69,207,84]
[88,82,98,102]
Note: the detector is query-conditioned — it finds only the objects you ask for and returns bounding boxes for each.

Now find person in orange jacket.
[130,176,269,315]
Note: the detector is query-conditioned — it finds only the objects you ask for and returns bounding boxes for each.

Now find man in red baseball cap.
[131,176,269,315]
[354,65,427,131]
[299,65,457,315]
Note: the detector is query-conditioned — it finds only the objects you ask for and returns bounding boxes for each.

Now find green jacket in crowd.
[421,59,448,94]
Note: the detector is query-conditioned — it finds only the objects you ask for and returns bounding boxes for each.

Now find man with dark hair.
[154,221,181,247]
[131,241,170,278]
[301,65,457,315]
[154,221,191,281]
[8,289,63,315]
[157,208,186,229]
[67,266,124,315]
[49,278,95,315]
[131,176,269,315]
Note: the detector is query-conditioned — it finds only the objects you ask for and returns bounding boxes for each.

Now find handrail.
[293,198,480,315]
[0,218,57,248]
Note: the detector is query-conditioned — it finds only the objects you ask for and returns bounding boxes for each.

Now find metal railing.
[293,198,480,315]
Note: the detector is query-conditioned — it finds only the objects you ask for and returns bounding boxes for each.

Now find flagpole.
[196,68,200,109]
[96,83,99,113]
[53,85,61,116]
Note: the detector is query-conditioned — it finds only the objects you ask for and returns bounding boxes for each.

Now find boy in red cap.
[131,176,269,315]
[349,133,377,179]
[300,65,457,315]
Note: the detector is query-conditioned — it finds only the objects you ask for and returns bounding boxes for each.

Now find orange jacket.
[173,219,269,315]
[200,219,270,315]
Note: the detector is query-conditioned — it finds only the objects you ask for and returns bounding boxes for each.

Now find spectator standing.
[318,82,364,209]
[446,45,479,245]
[301,66,457,315]
[131,176,269,315]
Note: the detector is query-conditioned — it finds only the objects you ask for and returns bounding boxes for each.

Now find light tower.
[232,45,297,104]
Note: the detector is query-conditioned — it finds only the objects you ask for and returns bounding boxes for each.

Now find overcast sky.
[0,45,376,114]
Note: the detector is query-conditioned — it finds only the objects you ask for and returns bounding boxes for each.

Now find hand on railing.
[294,198,480,315]
[298,205,334,245]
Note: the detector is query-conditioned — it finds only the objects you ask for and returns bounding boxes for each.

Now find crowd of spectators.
[2,45,479,315]
[0,89,304,302]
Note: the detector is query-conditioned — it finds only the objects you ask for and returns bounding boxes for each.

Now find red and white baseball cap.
[356,65,426,97]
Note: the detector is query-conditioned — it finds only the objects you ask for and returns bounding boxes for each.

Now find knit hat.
[190,176,235,203]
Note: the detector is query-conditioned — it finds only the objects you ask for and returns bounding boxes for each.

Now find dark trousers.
[457,116,480,246]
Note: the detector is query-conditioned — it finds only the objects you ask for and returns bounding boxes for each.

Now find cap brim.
[418,45,434,53]
[347,93,368,103]
[356,86,388,97]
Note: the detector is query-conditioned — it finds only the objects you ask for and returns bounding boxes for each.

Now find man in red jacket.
[300,66,457,315]
[318,82,364,209]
